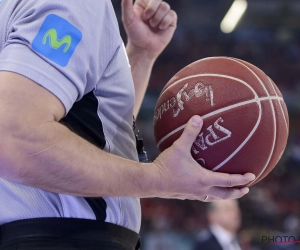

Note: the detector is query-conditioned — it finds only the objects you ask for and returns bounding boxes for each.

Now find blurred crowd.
[112,1,300,249]
[138,30,300,250]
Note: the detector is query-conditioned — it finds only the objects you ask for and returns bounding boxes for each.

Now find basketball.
[153,57,289,186]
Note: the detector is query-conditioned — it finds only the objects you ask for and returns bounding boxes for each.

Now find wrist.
[139,162,161,198]
[126,42,157,66]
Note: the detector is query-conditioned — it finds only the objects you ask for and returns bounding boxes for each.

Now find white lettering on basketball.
[191,117,231,168]
[206,118,232,146]
[194,133,208,151]
[173,83,189,117]
[154,82,214,124]
[190,118,231,168]
[192,146,199,154]
[193,117,232,151]
[154,97,176,123]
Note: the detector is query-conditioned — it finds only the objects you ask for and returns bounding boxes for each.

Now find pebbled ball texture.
[153,57,289,186]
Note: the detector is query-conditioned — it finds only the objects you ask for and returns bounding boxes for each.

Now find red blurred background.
[112,1,300,249]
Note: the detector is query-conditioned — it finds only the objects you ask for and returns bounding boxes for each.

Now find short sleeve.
[0,0,119,114]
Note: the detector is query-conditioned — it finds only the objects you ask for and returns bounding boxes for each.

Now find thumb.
[175,116,203,151]
[121,0,134,26]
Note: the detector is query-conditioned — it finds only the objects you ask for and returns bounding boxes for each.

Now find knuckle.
[147,0,161,13]
[198,176,211,188]
[226,175,233,187]
[146,4,157,14]
[161,2,170,11]
[225,180,232,188]
[146,7,156,14]
[170,10,178,20]
[221,189,234,200]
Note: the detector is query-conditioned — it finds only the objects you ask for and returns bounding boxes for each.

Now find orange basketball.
[153,57,289,186]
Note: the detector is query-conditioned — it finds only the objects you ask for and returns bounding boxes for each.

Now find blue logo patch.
[32,14,82,67]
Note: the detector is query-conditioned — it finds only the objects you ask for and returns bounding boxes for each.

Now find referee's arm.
[0,72,254,200]
[0,71,148,198]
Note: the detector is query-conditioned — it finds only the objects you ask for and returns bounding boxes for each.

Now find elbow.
[0,133,17,180]
[0,120,30,180]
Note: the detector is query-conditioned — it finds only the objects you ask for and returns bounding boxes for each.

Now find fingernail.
[246,173,256,181]
[242,187,250,194]
[159,24,164,30]
[191,116,202,127]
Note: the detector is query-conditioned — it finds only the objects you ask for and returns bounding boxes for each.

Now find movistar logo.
[32,14,82,67]
[42,29,72,53]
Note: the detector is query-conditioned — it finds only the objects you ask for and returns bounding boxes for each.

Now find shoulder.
[9,0,115,22]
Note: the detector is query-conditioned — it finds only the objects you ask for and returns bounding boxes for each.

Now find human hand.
[121,0,177,60]
[151,116,256,202]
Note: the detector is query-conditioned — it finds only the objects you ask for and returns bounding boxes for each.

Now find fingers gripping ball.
[153,57,289,186]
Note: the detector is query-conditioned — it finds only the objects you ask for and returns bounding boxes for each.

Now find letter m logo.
[32,14,82,67]
[43,29,72,53]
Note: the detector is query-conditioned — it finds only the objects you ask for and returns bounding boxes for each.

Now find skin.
[208,200,242,234]
[122,0,178,117]
[0,0,255,202]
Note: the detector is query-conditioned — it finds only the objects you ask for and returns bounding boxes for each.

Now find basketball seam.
[162,57,220,93]
[157,75,262,148]
[208,68,265,171]
[268,77,289,132]
[187,57,220,68]
[156,60,284,182]
[229,58,277,183]
[157,96,282,148]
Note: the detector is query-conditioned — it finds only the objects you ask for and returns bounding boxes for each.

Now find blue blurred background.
[112,1,300,249]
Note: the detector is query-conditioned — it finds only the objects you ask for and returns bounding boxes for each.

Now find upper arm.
[0,0,122,130]
[0,0,116,124]
[0,72,65,129]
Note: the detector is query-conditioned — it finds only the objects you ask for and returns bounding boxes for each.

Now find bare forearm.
[0,121,156,197]
[127,43,155,118]
[0,105,255,203]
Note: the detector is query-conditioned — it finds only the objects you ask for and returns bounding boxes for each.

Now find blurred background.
[112,0,300,249]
